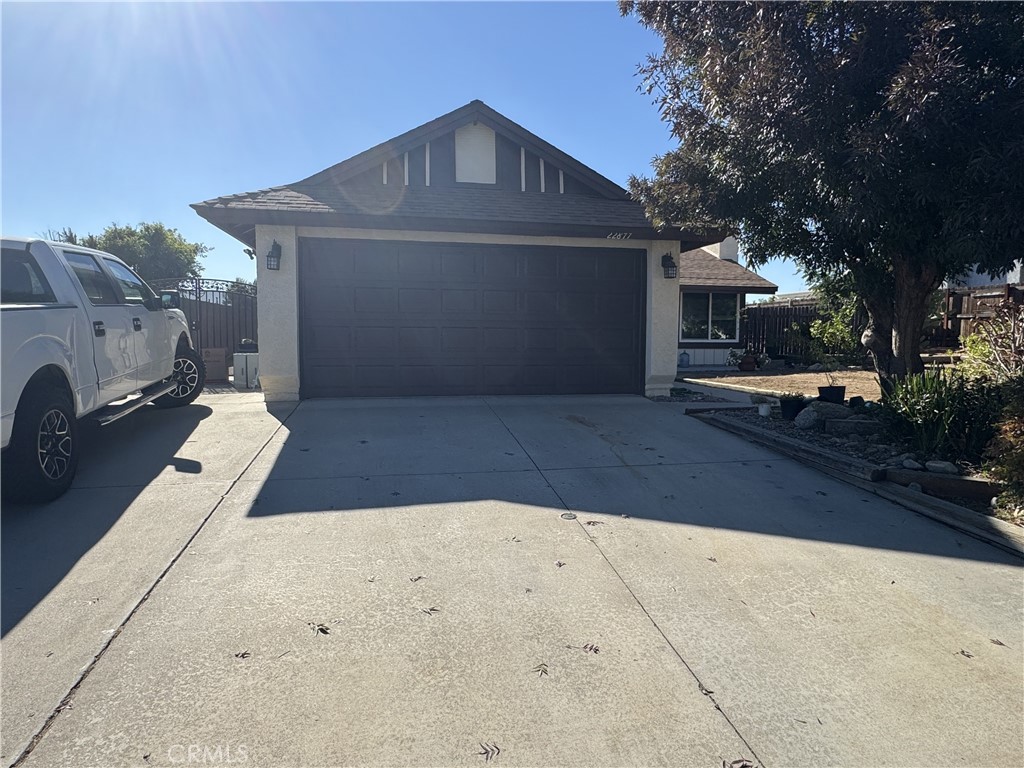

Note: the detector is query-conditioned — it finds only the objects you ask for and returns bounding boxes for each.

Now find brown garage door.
[298,238,645,397]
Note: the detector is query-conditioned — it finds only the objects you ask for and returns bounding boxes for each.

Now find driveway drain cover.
[560,512,577,520]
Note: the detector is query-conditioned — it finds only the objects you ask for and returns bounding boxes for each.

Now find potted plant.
[727,348,759,372]
[818,368,847,404]
[778,392,807,420]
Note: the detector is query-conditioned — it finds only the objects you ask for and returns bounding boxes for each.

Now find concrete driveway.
[2,394,1021,767]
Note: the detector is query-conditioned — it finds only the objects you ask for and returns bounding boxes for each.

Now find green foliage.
[985,377,1024,523]
[882,369,1003,463]
[957,333,996,380]
[961,302,1024,383]
[52,223,208,280]
[621,2,1024,387]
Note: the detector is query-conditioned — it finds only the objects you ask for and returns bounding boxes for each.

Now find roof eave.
[191,204,720,248]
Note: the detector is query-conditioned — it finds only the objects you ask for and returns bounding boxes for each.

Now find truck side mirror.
[160,290,181,309]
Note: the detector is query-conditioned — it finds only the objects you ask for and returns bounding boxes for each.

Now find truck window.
[103,259,155,304]
[1,247,58,304]
[64,252,120,306]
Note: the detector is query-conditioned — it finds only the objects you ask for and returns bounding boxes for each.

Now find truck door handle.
[93,321,106,337]
[133,317,142,331]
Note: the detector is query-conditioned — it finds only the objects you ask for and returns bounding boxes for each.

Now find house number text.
[606,232,633,240]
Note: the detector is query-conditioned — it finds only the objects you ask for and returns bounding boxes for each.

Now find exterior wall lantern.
[661,253,678,279]
[266,241,282,271]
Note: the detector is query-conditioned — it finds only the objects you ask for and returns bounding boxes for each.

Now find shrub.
[959,301,1024,382]
[882,369,1003,464]
[985,377,1024,523]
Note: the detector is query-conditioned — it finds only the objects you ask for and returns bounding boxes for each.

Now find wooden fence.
[742,303,820,359]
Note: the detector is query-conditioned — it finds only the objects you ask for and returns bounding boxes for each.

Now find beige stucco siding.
[254,225,680,400]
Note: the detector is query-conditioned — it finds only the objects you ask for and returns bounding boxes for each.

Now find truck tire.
[153,347,206,408]
[2,384,80,503]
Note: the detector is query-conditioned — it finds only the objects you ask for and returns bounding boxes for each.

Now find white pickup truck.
[1,237,206,501]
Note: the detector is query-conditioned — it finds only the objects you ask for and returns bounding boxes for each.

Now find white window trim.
[679,291,741,343]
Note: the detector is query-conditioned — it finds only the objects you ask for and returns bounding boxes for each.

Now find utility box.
[233,353,259,389]
[201,347,228,381]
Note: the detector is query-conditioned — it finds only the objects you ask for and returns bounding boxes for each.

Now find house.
[949,261,1024,289]
[193,100,739,400]
[676,237,777,366]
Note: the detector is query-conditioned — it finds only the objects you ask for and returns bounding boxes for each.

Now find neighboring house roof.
[678,249,778,294]
[192,100,722,248]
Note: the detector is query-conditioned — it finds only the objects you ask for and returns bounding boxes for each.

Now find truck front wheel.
[154,347,206,408]
[2,385,80,502]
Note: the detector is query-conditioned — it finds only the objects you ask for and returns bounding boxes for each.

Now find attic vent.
[455,123,496,184]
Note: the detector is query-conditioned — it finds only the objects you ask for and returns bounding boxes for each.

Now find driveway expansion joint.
[8,406,298,768]
[480,398,767,767]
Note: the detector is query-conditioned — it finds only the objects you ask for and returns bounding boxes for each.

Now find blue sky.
[2,1,804,293]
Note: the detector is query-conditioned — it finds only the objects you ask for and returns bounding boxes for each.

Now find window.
[680,291,739,341]
[454,123,496,184]
[64,252,120,305]
[104,258,154,304]
[1,248,57,304]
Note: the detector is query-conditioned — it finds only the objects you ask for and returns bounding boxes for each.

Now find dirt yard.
[681,368,882,401]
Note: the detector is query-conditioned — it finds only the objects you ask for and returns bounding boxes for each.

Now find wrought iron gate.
[149,277,257,354]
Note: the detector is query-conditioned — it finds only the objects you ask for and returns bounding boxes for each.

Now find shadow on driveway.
[240,396,1023,568]
[1,404,212,636]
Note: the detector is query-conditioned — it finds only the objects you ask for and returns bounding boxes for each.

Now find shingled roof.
[678,248,778,294]
[191,100,721,248]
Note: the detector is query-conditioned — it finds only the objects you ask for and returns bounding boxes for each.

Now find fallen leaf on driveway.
[724,758,755,768]
[698,682,714,696]
[555,561,566,568]
[584,520,606,526]
[421,606,441,615]
[958,649,974,658]
[307,622,330,636]
[531,663,549,677]
[234,651,251,659]
[815,491,827,496]
[707,556,717,563]
[991,638,1008,647]
[409,575,426,582]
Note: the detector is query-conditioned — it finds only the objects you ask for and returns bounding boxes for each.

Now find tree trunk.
[857,260,938,398]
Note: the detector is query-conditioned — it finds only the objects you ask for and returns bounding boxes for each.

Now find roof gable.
[296,100,629,200]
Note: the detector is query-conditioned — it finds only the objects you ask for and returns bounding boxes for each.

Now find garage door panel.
[354,247,398,275]
[483,252,518,279]
[524,291,557,316]
[354,327,397,354]
[524,252,558,278]
[398,249,441,275]
[399,288,442,313]
[441,250,477,277]
[442,289,478,313]
[442,327,480,352]
[483,328,519,352]
[483,290,517,314]
[354,287,397,313]
[300,238,643,397]
[399,327,442,355]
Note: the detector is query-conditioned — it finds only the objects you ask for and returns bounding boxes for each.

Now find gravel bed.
[714,407,902,464]
[648,387,737,404]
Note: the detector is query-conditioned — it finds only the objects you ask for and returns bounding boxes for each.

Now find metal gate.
[149,277,257,353]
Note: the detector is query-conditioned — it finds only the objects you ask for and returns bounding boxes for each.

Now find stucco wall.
[254,225,300,401]
[254,225,680,400]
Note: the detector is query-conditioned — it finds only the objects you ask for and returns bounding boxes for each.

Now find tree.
[49,223,208,280]
[621,1,1024,394]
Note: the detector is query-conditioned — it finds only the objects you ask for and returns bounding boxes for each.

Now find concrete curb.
[693,412,1024,560]
[678,377,795,400]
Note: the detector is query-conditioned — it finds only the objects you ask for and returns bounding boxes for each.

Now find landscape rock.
[908,482,924,493]
[794,400,853,429]
[897,453,917,462]
[825,417,879,436]
[903,459,925,470]
[848,396,866,408]
[806,363,826,372]
[925,460,960,475]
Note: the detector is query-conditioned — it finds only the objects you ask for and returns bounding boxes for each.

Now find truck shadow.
[0,404,212,636]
